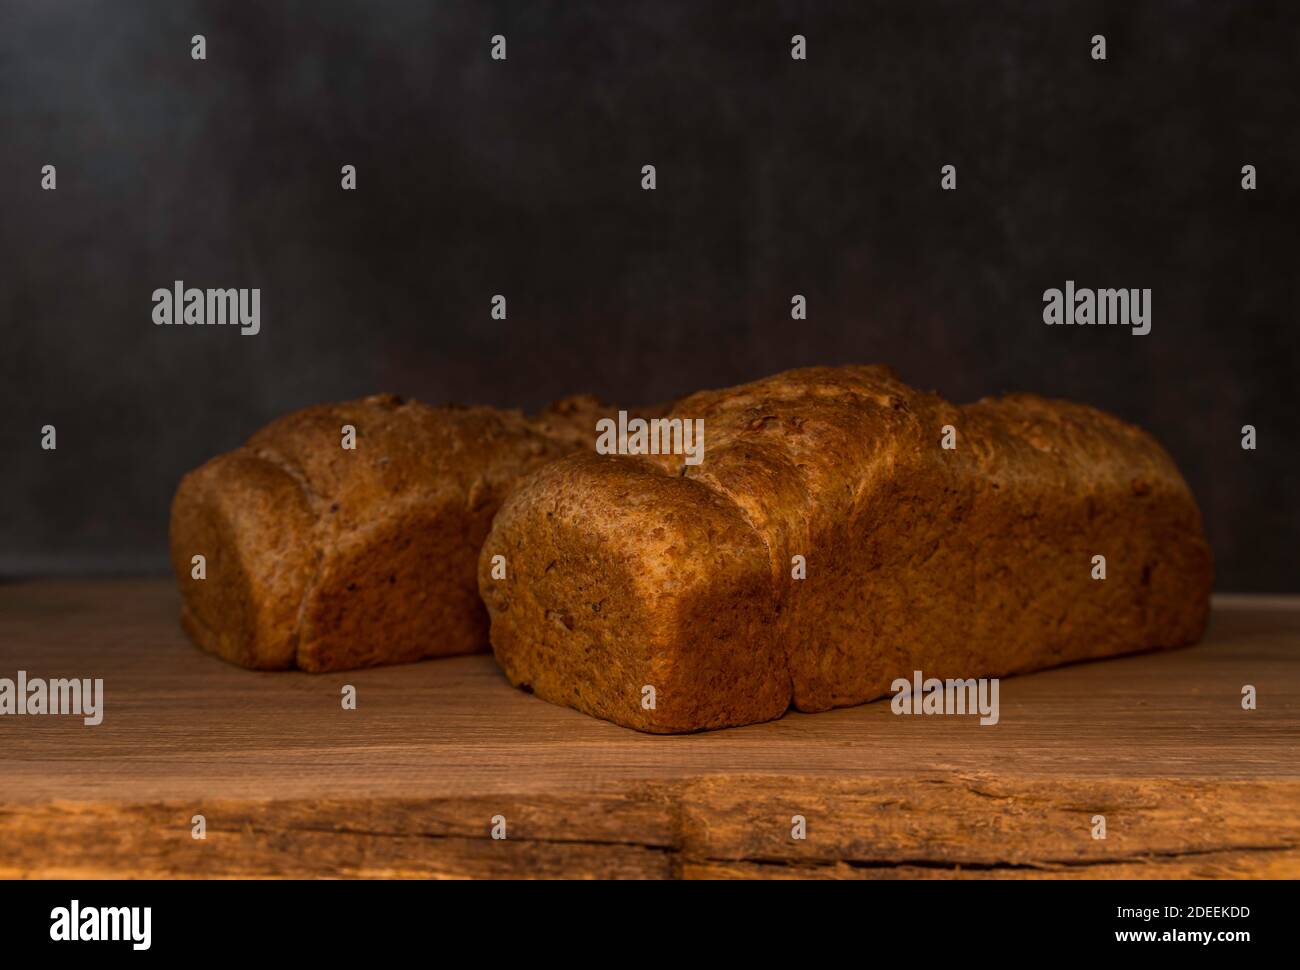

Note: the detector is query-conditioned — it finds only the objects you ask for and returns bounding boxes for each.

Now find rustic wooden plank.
[2,777,1296,879]
[0,580,1297,878]
[0,793,679,880]
[672,775,1300,873]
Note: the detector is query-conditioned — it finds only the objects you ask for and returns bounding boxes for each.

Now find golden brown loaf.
[170,393,614,671]
[478,365,1214,733]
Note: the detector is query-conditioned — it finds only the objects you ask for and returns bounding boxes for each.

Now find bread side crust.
[479,453,790,732]
[169,452,316,669]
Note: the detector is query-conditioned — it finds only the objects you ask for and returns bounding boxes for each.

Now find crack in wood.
[207,824,678,853]
[704,842,1300,873]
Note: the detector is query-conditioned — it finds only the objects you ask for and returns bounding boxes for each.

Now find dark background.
[1,0,1296,588]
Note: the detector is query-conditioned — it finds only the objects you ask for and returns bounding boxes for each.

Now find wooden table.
[1,580,1297,879]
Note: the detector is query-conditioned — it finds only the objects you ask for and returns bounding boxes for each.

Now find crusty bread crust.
[170,393,609,671]
[479,365,1213,732]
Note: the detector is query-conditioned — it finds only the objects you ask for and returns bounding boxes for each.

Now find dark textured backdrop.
[1,0,1296,589]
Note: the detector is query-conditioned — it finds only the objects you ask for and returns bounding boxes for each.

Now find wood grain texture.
[1,580,1297,879]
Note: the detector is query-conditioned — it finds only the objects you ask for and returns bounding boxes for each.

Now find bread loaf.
[170,393,617,671]
[478,365,1213,733]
